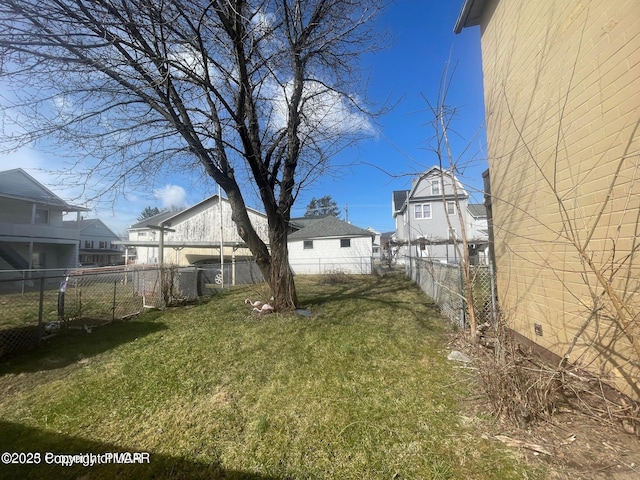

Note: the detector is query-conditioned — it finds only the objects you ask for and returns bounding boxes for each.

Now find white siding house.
[392,166,469,263]
[0,168,88,273]
[124,195,268,266]
[466,203,489,265]
[288,216,374,274]
[64,218,124,266]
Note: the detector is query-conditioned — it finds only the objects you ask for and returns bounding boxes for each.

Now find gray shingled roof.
[467,203,487,218]
[0,168,88,210]
[288,215,373,240]
[289,215,333,229]
[392,190,409,213]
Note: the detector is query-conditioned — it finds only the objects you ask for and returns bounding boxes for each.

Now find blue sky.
[0,1,485,236]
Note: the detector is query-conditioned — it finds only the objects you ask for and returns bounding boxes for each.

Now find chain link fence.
[0,261,264,359]
[289,256,374,275]
[406,256,496,328]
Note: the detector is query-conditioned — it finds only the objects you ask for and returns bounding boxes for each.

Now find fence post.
[112,279,118,322]
[458,262,465,329]
[489,260,497,324]
[37,276,45,342]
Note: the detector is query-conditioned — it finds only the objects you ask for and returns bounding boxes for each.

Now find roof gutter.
[454,0,488,34]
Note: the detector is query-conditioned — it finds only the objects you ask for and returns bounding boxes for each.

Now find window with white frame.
[414,203,432,219]
[431,179,441,195]
[446,201,456,215]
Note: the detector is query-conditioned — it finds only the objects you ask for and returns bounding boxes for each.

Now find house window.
[99,241,107,249]
[446,201,456,215]
[303,240,313,250]
[34,208,49,224]
[340,238,351,248]
[414,203,432,219]
[84,240,94,249]
[431,179,441,196]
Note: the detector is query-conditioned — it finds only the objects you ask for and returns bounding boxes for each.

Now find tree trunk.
[224,185,298,311]
[266,223,298,311]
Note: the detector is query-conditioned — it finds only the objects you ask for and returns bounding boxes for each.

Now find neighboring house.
[466,203,489,265]
[63,218,124,266]
[367,227,382,261]
[456,0,640,399]
[380,231,396,263]
[122,196,375,276]
[392,166,470,263]
[0,168,88,273]
[123,195,269,266]
[287,216,374,274]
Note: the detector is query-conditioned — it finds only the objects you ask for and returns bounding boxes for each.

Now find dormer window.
[431,179,441,195]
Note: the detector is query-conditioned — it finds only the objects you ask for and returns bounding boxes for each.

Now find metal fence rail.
[406,256,496,328]
[0,261,264,359]
[289,257,374,275]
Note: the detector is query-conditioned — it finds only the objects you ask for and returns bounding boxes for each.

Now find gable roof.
[0,168,88,211]
[64,218,120,237]
[393,166,468,217]
[288,215,373,241]
[127,194,268,230]
[129,209,180,229]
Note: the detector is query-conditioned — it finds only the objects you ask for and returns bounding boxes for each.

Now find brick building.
[456,0,640,399]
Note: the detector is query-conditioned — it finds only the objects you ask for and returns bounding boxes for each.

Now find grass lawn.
[0,273,535,479]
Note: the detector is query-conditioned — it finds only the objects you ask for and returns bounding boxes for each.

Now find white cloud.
[154,184,187,210]
[270,80,375,137]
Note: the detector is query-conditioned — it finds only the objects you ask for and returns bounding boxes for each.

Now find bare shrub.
[478,315,640,435]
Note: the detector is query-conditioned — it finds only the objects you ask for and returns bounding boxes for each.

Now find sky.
[0,1,486,236]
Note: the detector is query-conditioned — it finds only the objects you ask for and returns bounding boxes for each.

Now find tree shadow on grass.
[0,420,280,480]
[298,273,444,329]
[0,318,168,375]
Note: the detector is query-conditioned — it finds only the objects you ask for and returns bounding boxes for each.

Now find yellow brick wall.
[480,0,640,399]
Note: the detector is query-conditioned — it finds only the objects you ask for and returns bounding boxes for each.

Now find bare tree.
[0,0,383,310]
[423,65,482,340]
